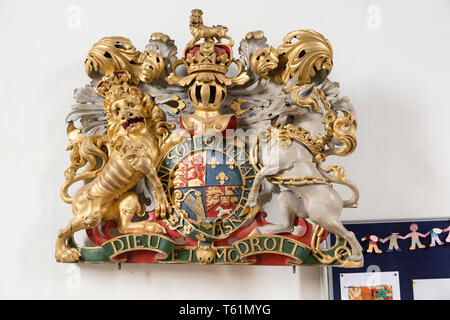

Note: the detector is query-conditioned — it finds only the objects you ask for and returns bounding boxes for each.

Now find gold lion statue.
[186,9,234,48]
[56,71,178,262]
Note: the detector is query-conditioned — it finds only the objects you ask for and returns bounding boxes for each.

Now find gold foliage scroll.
[323,110,357,158]
[250,46,279,79]
[275,30,333,85]
[85,36,164,85]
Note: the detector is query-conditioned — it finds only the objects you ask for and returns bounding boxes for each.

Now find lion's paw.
[155,201,171,219]
[145,222,166,235]
[55,247,81,263]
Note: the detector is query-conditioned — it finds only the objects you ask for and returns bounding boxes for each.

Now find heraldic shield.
[55,9,363,267]
[159,134,256,243]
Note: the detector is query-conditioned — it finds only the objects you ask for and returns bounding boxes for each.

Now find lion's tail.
[61,171,99,204]
[60,122,110,204]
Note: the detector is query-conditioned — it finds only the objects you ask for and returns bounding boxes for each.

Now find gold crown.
[184,41,233,75]
[96,70,131,97]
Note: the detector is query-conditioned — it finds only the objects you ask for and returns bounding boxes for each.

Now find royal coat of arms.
[56,9,362,267]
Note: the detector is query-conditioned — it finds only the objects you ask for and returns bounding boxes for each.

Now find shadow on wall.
[338,77,441,221]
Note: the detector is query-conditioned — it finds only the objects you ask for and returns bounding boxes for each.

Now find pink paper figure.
[361,235,382,253]
[428,228,444,247]
[401,223,429,250]
[380,233,402,252]
[443,225,450,243]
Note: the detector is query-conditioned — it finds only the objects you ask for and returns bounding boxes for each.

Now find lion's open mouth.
[123,116,145,130]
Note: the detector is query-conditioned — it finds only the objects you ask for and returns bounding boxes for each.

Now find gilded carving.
[85,37,164,84]
[56,71,178,262]
[57,9,362,268]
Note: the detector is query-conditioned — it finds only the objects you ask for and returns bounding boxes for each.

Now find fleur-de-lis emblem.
[208,156,219,169]
[216,172,228,185]
[226,158,236,170]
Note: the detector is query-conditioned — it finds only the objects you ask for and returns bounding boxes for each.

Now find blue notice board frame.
[328,218,450,300]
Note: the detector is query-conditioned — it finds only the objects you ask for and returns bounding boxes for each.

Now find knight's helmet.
[184,41,232,113]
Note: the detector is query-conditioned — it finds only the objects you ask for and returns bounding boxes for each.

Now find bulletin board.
[327,218,450,300]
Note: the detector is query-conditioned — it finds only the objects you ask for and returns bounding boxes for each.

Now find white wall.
[1,0,449,299]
